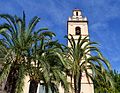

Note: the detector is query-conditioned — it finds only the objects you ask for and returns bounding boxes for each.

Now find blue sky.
[0,0,120,72]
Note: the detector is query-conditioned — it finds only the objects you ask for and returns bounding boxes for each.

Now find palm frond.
[15,64,26,93]
[0,63,12,84]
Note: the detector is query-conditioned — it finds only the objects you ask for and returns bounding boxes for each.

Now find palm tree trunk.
[29,80,38,93]
[4,66,19,93]
[78,72,82,93]
[74,75,77,93]
[45,85,49,93]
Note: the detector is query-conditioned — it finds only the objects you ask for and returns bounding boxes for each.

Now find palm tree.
[94,66,114,93]
[65,34,112,93]
[40,42,69,93]
[28,36,69,93]
[111,70,120,93]
[0,12,54,93]
[110,70,120,93]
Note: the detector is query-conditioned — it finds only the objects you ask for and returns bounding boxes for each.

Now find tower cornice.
[67,20,88,23]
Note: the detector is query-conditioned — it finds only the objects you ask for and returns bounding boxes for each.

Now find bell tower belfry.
[67,9,94,93]
[68,9,88,46]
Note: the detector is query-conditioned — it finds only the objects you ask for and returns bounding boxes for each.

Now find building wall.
[23,76,30,93]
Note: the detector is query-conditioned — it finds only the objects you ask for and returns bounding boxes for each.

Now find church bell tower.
[68,9,88,45]
[67,9,94,93]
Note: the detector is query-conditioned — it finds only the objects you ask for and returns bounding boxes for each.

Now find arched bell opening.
[75,26,81,35]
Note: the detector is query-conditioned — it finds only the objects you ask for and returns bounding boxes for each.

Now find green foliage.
[0,12,113,93]
[15,64,26,93]
[65,34,112,93]
[111,70,120,93]
[28,38,69,93]
[94,69,115,93]
[0,12,69,93]
[0,12,59,93]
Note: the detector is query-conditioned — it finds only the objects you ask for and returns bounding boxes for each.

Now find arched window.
[75,27,81,35]
[76,12,78,16]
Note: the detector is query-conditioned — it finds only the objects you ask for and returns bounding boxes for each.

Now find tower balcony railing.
[68,17,87,21]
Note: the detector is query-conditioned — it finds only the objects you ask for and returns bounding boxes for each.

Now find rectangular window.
[76,12,78,16]
[37,84,52,93]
